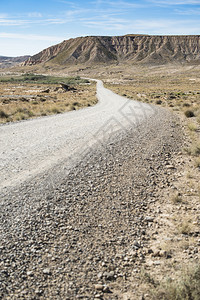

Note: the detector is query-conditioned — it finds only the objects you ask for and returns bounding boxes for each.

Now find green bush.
[0,74,90,85]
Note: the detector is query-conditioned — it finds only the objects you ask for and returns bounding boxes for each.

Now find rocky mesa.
[23,34,200,66]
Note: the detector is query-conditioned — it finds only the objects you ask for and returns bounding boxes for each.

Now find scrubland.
[0,73,97,124]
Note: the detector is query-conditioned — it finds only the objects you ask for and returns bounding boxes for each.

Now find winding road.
[0,80,155,193]
[0,79,181,299]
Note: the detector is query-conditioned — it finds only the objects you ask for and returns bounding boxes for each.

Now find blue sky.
[0,0,200,56]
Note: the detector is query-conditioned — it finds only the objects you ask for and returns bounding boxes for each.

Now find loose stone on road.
[0,81,182,299]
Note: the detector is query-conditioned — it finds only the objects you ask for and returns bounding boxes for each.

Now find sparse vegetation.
[0,73,89,85]
[151,264,200,300]
[0,75,97,123]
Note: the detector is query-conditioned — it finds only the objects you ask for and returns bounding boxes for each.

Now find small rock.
[94,294,102,299]
[97,272,103,279]
[103,271,115,281]
[27,271,33,276]
[133,241,141,249]
[43,268,51,275]
[103,285,111,293]
[159,250,167,257]
[166,165,175,169]
[145,216,154,222]
[94,284,104,291]
[154,260,161,265]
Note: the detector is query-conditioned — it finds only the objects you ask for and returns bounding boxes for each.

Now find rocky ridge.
[0,55,30,68]
[23,35,200,66]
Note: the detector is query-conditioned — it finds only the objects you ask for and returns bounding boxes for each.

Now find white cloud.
[175,7,200,13]
[105,1,146,8]
[90,0,145,8]
[0,18,28,26]
[82,16,200,35]
[0,32,64,42]
[28,12,43,18]
[0,15,74,26]
[149,0,200,5]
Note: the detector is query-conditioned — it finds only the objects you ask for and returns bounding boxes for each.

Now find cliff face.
[24,35,200,66]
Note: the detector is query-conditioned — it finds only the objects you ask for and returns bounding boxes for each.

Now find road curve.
[0,80,155,193]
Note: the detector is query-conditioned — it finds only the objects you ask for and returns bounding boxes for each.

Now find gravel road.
[0,81,182,299]
[0,80,155,194]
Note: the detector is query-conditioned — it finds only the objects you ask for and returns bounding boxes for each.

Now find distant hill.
[23,35,200,66]
[0,55,30,68]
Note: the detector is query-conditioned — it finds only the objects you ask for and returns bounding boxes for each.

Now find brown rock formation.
[23,35,200,66]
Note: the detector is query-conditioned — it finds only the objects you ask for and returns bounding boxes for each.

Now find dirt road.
[0,81,181,299]
[0,80,155,194]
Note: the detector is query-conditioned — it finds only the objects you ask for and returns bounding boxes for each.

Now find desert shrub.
[171,193,182,204]
[185,110,195,118]
[188,122,198,131]
[50,107,62,114]
[183,103,190,107]
[72,102,80,106]
[152,264,200,300]
[0,109,8,118]
[187,141,200,156]
[156,99,162,104]
[195,157,200,168]
[178,220,191,235]
[27,110,34,117]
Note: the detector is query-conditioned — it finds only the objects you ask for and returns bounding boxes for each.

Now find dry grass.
[171,193,182,204]
[177,218,192,235]
[186,140,200,156]
[194,157,200,168]
[0,79,97,123]
[151,264,200,300]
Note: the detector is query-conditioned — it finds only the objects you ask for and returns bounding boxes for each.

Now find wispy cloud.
[149,0,200,5]
[0,15,74,26]
[91,0,146,8]
[0,32,64,42]
[27,12,43,18]
[175,7,200,14]
[81,15,200,35]
[0,18,27,26]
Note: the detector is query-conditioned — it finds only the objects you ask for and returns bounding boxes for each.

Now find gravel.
[0,80,155,193]
[0,80,182,299]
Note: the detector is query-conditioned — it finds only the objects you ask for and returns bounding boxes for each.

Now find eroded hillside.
[24,35,200,66]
